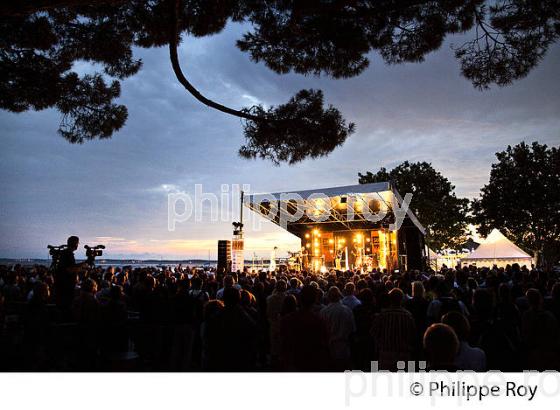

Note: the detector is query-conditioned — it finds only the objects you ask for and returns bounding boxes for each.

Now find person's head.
[116,271,128,285]
[344,282,356,296]
[423,323,459,368]
[258,270,268,282]
[435,277,451,297]
[191,276,203,290]
[6,271,18,285]
[388,288,404,308]
[82,278,97,294]
[442,311,470,342]
[300,285,317,309]
[67,236,79,251]
[281,294,298,316]
[223,275,234,289]
[203,299,224,321]
[289,277,299,289]
[110,285,123,302]
[498,282,511,303]
[276,279,287,293]
[269,277,277,289]
[356,279,367,291]
[240,289,256,307]
[467,277,478,291]
[472,288,493,316]
[32,281,50,303]
[223,287,241,308]
[144,275,155,291]
[327,286,343,303]
[526,288,542,310]
[358,288,375,306]
[253,280,264,294]
[103,270,114,283]
[412,281,425,298]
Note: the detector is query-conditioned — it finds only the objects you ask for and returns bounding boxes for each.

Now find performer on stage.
[335,249,342,270]
[301,246,309,270]
[352,243,364,270]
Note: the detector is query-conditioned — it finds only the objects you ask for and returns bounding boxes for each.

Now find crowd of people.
[1,251,559,372]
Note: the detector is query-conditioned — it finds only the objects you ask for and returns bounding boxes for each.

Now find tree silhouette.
[167,1,354,164]
[1,0,558,162]
[471,142,560,268]
[359,161,470,251]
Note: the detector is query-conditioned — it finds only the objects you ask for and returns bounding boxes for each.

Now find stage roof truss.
[244,182,426,235]
[352,191,393,222]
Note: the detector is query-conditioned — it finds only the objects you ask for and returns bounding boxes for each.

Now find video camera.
[48,244,68,259]
[48,244,68,256]
[84,244,105,266]
[47,244,68,270]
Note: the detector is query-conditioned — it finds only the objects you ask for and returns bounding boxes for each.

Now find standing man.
[320,286,356,370]
[267,279,287,367]
[371,288,416,370]
[55,236,87,318]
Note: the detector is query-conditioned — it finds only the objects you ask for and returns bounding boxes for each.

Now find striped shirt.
[371,307,416,354]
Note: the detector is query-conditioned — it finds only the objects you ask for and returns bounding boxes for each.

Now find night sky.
[1,22,559,259]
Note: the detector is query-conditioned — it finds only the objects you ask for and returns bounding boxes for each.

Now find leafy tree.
[359,161,469,250]
[1,1,559,162]
[471,142,560,267]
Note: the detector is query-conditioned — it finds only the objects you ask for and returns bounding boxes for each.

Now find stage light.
[305,244,310,248]
[305,233,310,239]
[313,229,319,235]
[337,196,347,210]
[328,239,334,244]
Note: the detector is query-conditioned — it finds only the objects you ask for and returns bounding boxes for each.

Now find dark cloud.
[1,24,559,258]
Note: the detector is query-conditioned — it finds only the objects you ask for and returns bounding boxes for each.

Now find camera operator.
[54,235,89,317]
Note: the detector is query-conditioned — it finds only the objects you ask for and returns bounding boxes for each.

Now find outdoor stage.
[246,182,426,272]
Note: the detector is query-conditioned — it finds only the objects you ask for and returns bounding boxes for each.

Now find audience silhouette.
[1,260,559,371]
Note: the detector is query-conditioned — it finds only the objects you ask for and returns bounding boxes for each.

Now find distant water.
[0,258,217,268]
[0,258,283,269]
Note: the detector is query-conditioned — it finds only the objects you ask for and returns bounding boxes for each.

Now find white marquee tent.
[461,229,533,268]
